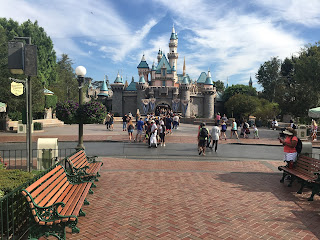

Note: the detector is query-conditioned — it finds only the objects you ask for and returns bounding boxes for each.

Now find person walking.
[279,127,298,168]
[215,112,221,125]
[109,114,114,131]
[159,122,166,146]
[127,118,134,142]
[220,120,227,140]
[253,124,259,139]
[149,120,158,148]
[122,114,128,131]
[198,122,209,156]
[135,117,144,142]
[210,123,220,152]
[230,119,239,139]
[311,119,318,141]
[105,112,111,130]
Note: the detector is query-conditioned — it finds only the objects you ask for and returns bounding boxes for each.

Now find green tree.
[224,94,260,120]
[223,84,257,102]
[214,80,225,92]
[50,54,78,102]
[0,18,56,117]
[256,57,281,102]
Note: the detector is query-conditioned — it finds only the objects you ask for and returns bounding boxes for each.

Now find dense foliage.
[0,169,36,195]
[256,42,320,118]
[45,95,58,109]
[77,101,107,124]
[223,84,257,102]
[56,100,107,124]
[55,100,79,124]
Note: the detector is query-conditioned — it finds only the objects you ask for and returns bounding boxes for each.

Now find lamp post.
[75,66,86,150]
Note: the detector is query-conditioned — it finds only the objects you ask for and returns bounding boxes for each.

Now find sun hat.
[282,127,295,136]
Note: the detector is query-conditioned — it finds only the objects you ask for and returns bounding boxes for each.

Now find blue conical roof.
[114,73,123,83]
[137,54,149,68]
[139,75,146,83]
[100,79,108,92]
[204,70,213,85]
[182,76,189,84]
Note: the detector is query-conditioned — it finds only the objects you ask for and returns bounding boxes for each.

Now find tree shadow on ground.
[217,171,320,238]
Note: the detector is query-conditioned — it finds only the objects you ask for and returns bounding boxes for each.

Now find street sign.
[11,82,24,96]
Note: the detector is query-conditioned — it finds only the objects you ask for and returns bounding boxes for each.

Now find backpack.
[295,138,302,154]
[199,128,208,139]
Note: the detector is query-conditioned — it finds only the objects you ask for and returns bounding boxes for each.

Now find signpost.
[8,37,37,172]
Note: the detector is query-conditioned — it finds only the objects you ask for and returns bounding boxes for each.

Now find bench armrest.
[22,190,78,223]
[87,155,98,163]
[73,166,89,175]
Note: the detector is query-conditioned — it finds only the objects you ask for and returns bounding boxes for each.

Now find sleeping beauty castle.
[93,26,217,118]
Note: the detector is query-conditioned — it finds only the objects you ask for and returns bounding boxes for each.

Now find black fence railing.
[0,159,69,240]
[0,148,76,170]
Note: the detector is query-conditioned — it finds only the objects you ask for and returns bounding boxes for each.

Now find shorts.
[166,125,172,130]
[221,129,226,132]
[137,129,143,135]
[283,152,297,162]
[198,139,207,147]
[128,129,134,133]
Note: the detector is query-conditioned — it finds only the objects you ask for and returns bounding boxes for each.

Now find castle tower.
[157,49,162,63]
[137,54,150,82]
[111,73,125,116]
[183,57,186,76]
[167,25,178,71]
[179,76,191,118]
[249,76,253,87]
[136,75,148,115]
[203,70,216,119]
[97,75,109,99]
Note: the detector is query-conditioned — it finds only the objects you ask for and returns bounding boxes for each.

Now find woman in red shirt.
[279,127,298,168]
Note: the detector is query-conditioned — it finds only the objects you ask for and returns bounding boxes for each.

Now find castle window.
[162,69,165,76]
[162,80,166,86]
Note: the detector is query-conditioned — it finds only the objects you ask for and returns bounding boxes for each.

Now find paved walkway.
[64,157,320,240]
[2,124,320,239]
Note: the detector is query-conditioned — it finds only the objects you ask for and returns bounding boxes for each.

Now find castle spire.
[183,57,186,76]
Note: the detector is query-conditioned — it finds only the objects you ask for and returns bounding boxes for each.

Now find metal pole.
[77,76,84,149]
[27,76,32,171]
[25,79,30,172]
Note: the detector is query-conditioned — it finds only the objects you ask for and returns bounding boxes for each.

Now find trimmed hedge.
[0,169,40,196]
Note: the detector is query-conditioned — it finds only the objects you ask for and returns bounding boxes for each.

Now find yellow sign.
[11,82,24,96]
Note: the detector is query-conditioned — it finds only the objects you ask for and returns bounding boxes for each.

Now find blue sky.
[1,0,320,89]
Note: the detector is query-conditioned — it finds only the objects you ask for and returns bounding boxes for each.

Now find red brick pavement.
[63,157,320,240]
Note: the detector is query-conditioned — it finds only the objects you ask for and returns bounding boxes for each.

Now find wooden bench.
[21,165,93,240]
[278,155,320,201]
[66,150,103,184]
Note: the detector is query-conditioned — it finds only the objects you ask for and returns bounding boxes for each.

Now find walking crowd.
[111,110,181,148]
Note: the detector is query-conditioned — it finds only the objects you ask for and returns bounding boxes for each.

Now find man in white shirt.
[210,123,221,152]
[149,120,158,148]
[173,115,180,129]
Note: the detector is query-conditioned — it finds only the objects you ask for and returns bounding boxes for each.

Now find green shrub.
[34,122,43,130]
[45,95,58,109]
[0,169,36,195]
[8,111,22,121]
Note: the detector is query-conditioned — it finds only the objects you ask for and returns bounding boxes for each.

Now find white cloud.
[254,0,320,27]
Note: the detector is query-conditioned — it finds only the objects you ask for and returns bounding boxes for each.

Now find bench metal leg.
[91,182,97,188]
[297,181,306,194]
[280,172,287,183]
[84,198,90,205]
[97,172,101,177]
[288,175,295,187]
[308,184,320,201]
[28,223,66,240]
[79,209,86,217]
[89,189,94,194]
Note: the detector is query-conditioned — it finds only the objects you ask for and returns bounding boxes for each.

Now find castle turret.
[179,75,191,118]
[167,25,178,70]
[136,75,148,114]
[203,70,216,119]
[111,73,125,116]
[249,76,253,87]
[137,54,150,82]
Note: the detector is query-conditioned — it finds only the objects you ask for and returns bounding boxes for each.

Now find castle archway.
[156,102,171,116]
